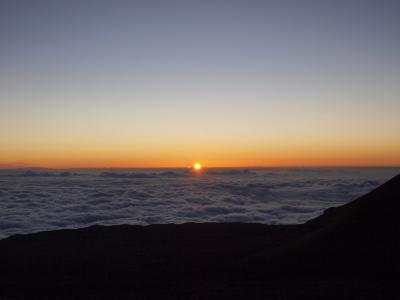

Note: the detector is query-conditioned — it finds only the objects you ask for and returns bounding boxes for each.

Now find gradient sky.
[1,0,400,168]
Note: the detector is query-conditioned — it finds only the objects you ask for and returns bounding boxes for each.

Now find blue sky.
[1,0,399,167]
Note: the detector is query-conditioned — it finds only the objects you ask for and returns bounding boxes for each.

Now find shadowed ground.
[0,175,399,299]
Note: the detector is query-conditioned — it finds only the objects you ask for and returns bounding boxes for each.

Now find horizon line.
[1,165,400,170]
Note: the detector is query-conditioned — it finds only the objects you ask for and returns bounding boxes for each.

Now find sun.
[193,163,202,171]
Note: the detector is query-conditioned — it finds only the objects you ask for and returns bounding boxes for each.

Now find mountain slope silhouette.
[0,175,399,299]
[242,174,400,280]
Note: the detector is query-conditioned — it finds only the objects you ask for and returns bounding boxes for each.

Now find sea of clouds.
[0,167,399,239]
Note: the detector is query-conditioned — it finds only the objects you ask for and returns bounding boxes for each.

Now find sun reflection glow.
[193,163,202,171]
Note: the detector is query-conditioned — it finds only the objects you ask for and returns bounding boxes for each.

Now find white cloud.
[0,168,399,239]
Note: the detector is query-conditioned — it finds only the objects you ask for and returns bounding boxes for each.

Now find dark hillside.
[0,175,399,299]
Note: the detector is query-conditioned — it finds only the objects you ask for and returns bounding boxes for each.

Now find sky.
[1,0,400,168]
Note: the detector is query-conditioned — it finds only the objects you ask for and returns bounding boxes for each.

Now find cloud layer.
[0,168,399,239]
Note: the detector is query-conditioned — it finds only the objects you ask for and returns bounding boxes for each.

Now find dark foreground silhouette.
[1,175,399,299]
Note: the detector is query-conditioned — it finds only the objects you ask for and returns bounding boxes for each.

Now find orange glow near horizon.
[1,132,400,169]
[1,144,400,169]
